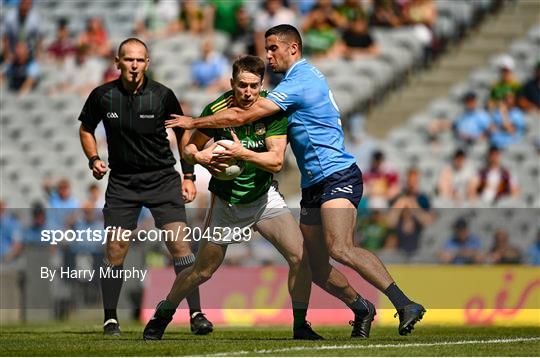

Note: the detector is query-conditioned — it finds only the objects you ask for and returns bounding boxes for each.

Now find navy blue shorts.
[300,164,363,225]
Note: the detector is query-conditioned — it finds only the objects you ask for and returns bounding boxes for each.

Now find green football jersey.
[199,90,288,204]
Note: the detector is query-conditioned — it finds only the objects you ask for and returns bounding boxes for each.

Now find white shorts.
[204,182,290,245]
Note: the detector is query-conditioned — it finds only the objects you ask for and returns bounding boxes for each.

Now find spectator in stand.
[205,0,244,36]
[230,7,256,56]
[72,203,104,262]
[387,168,433,257]
[2,0,43,62]
[23,202,46,245]
[77,17,111,58]
[43,178,80,230]
[363,150,401,208]
[357,209,392,251]
[518,61,540,113]
[190,38,229,92]
[489,56,522,109]
[370,0,402,28]
[438,218,483,264]
[302,4,344,60]
[1,41,40,96]
[291,0,318,15]
[471,146,520,204]
[176,0,206,34]
[47,18,76,64]
[310,0,348,29]
[401,0,436,28]
[0,200,23,263]
[486,229,522,264]
[453,91,491,146]
[340,13,380,60]
[49,44,103,97]
[85,183,105,209]
[394,168,431,209]
[102,50,121,84]
[527,230,540,265]
[134,0,180,39]
[401,0,437,63]
[488,91,526,149]
[437,149,476,203]
[337,0,368,23]
[254,0,297,57]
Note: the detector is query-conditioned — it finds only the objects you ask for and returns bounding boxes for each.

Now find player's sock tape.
[173,254,196,268]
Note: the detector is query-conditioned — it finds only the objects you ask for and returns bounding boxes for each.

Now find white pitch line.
[208,336,540,357]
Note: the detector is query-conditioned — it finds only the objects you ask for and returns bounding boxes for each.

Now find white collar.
[284,58,306,79]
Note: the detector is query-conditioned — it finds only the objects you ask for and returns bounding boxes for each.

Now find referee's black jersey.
[79,76,186,173]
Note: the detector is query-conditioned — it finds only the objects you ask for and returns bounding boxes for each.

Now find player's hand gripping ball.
[212,140,245,180]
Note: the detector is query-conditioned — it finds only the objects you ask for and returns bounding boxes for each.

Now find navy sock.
[384,283,412,309]
[155,300,177,319]
[347,295,369,318]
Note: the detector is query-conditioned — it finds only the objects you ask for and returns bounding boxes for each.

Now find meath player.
[166,25,426,336]
[144,55,376,340]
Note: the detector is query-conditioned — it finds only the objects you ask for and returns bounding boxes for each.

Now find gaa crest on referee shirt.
[254,123,266,136]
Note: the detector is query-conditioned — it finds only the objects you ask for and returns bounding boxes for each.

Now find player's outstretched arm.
[216,131,287,174]
[166,98,282,130]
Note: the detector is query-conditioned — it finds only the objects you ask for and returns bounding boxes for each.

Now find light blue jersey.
[267,59,356,188]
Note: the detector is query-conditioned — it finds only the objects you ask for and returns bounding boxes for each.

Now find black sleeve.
[164,89,194,174]
[78,89,101,132]
[366,33,374,47]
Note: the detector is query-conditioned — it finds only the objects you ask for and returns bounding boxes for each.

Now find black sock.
[384,283,412,309]
[155,299,177,320]
[173,254,201,316]
[292,301,308,330]
[100,261,124,323]
[347,294,369,319]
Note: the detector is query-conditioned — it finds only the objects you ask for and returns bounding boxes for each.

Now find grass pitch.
[0,324,538,356]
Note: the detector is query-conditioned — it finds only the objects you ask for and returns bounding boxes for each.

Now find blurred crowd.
[1,177,539,268]
[0,0,470,98]
[428,56,540,150]
[355,207,540,265]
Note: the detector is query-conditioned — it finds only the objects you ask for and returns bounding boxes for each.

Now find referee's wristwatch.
[184,174,196,182]
[88,155,100,170]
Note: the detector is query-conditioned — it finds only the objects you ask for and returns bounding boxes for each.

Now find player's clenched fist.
[91,160,107,180]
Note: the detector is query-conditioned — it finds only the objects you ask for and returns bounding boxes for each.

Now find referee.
[78,38,212,336]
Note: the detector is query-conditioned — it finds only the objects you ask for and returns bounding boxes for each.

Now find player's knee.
[328,246,352,265]
[193,268,214,284]
[106,248,127,266]
[286,251,303,270]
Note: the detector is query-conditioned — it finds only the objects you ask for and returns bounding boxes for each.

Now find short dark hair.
[372,150,384,162]
[488,145,501,154]
[462,91,476,102]
[454,148,466,158]
[117,37,148,58]
[454,217,468,230]
[232,55,265,81]
[265,24,303,52]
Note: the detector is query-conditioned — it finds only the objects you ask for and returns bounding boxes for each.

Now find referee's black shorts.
[103,167,186,230]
